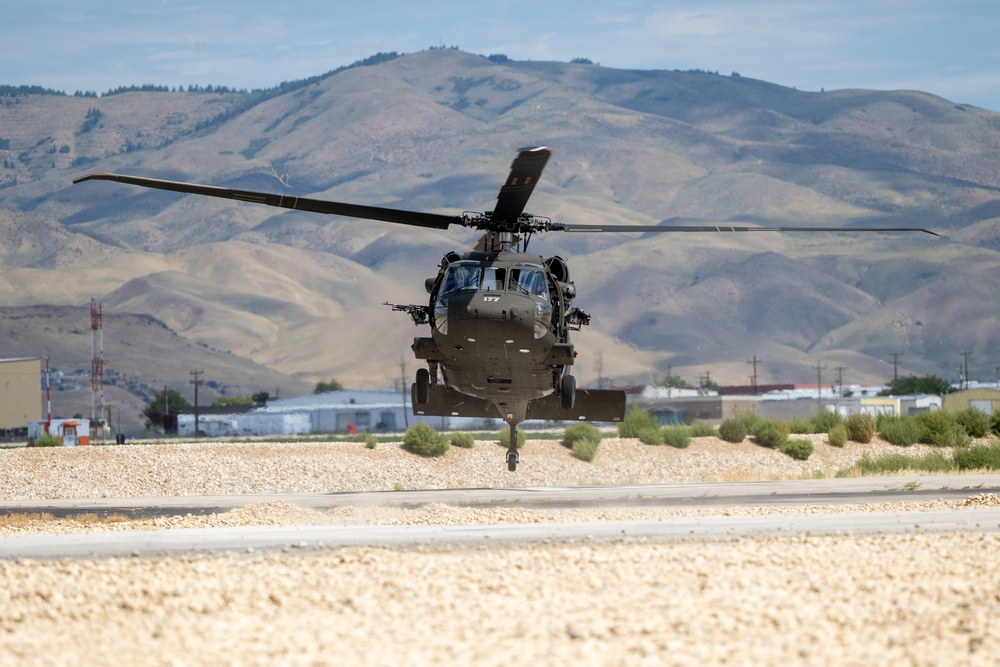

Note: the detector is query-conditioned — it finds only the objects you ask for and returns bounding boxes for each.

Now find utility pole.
[960,351,972,390]
[835,366,846,397]
[190,369,203,437]
[890,352,903,381]
[813,360,827,409]
[747,355,760,394]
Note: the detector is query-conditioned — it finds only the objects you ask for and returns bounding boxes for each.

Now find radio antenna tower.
[90,298,106,437]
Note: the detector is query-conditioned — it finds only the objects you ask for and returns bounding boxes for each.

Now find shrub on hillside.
[718,418,747,444]
[845,413,877,443]
[955,408,991,438]
[953,443,1000,470]
[637,426,664,445]
[915,411,970,448]
[689,420,716,437]
[780,438,814,460]
[402,423,449,457]
[828,423,847,447]
[991,411,1000,437]
[450,432,475,449]
[564,424,602,462]
[877,414,922,447]
[662,426,692,449]
[563,423,601,448]
[809,409,842,434]
[32,432,62,447]
[753,420,786,449]
[618,407,660,439]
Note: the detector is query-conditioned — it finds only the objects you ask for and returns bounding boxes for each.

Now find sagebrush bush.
[618,407,660,439]
[808,409,842,434]
[878,415,922,447]
[842,450,953,476]
[915,411,970,447]
[637,426,664,445]
[991,411,1000,437]
[563,423,601,448]
[662,426,692,449]
[496,426,527,449]
[362,433,378,449]
[788,417,812,435]
[689,420,716,437]
[32,432,62,447]
[450,432,475,449]
[570,434,601,462]
[753,420,785,449]
[733,410,768,436]
[845,413,877,443]
[953,444,1000,470]
[780,438,814,460]
[718,418,747,444]
[955,408,991,438]
[828,423,847,447]
[402,423,449,457]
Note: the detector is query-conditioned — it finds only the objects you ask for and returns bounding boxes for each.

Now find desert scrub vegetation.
[790,409,842,435]
[955,408,991,438]
[661,425,692,449]
[845,413,877,443]
[31,432,62,447]
[718,417,747,444]
[563,423,602,462]
[838,450,954,476]
[449,432,475,449]
[837,442,1000,476]
[780,438,814,460]
[828,423,848,447]
[689,420,716,437]
[354,432,378,449]
[617,407,659,438]
[402,423,449,457]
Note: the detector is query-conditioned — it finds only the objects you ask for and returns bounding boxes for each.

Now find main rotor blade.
[553,222,941,237]
[72,173,463,230]
[489,146,553,225]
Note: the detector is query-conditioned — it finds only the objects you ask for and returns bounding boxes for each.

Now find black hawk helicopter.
[74,147,938,470]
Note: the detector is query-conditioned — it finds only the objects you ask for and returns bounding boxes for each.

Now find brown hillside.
[1,49,999,398]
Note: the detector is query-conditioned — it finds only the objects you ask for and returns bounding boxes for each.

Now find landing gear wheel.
[560,373,576,410]
[505,422,520,471]
[415,368,430,405]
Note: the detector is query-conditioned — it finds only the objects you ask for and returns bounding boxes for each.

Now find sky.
[4,0,1000,111]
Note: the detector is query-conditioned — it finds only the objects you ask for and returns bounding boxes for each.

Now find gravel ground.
[2,435,999,666]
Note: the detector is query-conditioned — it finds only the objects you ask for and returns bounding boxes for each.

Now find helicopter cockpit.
[433,260,554,339]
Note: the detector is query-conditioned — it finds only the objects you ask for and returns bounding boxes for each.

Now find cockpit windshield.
[440,261,481,294]
[509,266,549,299]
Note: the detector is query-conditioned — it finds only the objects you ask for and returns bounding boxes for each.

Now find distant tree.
[314,379,345,394]
[659,374,694,389]
[252,391,270,405]
[486,53,510,63]
[143,388,190,427]
[212,395,253,407]
[570,57,594,65]
[878,375,953,396]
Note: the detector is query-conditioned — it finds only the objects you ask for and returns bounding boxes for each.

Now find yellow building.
[942,388,1000,415]
[0,357,42,430]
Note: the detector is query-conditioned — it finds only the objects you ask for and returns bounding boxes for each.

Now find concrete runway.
[3,474,999,560]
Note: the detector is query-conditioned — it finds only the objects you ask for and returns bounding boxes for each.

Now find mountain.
[2,49,999,418]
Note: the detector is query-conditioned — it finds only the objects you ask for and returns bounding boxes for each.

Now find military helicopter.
[74,147,937,470]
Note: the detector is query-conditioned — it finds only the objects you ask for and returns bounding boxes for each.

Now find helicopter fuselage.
[422,250,568,404]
